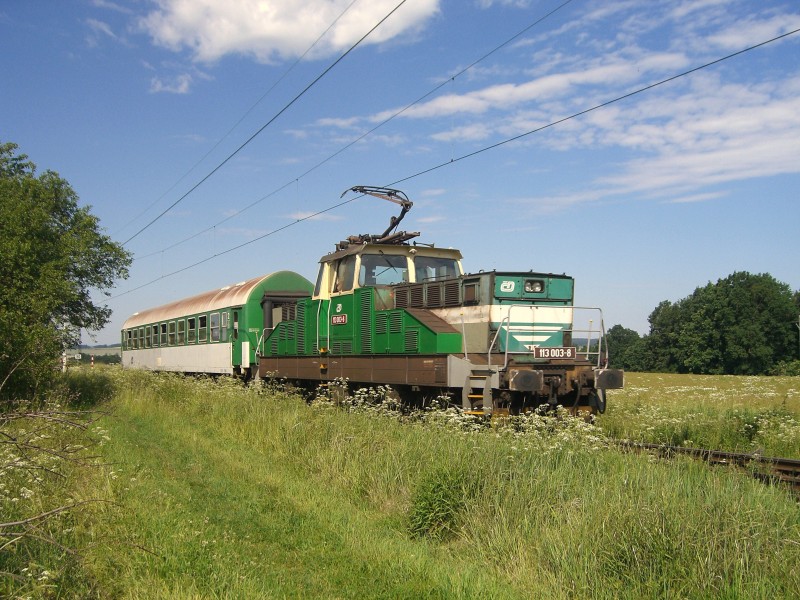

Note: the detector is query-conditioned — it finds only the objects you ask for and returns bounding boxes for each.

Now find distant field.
[599,372,800,457]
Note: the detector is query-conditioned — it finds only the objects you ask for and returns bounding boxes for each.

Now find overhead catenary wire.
[113,0,360,239]
[121,0,409,247]
[107,26,800,302]
[135,0,577,260]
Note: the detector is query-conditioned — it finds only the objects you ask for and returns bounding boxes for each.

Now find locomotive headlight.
[525,279,544,293]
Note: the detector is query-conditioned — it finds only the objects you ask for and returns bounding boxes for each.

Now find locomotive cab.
[312,243,464,310]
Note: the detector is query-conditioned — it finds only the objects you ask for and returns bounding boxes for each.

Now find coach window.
[220,312,229,342]
[187,317,196,343]
[199,315,208,343]
[160,323,168,346]
[168,321,176,346]
[233,311,239,340]
[145,326,151,348]
[210,312,220,342]
[331,256,356,293]
[177,319,186,345]
[132,328,139,349]
[152,324,159,347]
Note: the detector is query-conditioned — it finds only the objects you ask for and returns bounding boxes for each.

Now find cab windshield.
[359,254,409,286]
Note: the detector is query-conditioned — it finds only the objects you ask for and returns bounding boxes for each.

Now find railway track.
[618,441,800,495]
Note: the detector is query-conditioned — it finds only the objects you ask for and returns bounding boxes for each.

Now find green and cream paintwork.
[121,271,313,375]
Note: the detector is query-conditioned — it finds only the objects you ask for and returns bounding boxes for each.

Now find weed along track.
[618,441,800,496]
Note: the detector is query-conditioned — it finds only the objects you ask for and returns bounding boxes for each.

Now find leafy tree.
[0,142,131,400]
[604,325,649,371]
[641,273,796,375]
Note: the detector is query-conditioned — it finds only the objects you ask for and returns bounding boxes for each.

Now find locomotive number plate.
[533,346,577,359]
[331,314,348,325]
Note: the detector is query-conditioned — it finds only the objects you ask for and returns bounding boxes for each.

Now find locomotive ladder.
[462,369,494,414]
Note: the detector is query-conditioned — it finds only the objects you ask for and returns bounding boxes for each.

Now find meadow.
[2,369,799,598]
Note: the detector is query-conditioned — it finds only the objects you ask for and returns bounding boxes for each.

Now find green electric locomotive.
[257,186,623,415]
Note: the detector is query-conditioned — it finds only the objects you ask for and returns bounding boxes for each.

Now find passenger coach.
[121,271,313,377]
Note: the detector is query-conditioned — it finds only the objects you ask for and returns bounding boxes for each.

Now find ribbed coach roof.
[121,271,310,329]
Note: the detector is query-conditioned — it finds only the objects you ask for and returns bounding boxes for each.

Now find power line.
[134,0,577,260]
[108,26,800,301]
[122,0,409,246]
[114,0,360,239]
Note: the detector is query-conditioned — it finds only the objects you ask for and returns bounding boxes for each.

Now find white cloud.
[666,191,727,204]
[372,51,689,122]
[91,0,133,15]
[511,73,800,212]
[149,73,193,94]
[704,13,800,50]
[139,0,441,64]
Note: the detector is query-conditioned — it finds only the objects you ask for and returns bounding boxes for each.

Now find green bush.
[409,466,479,540]
[770,360,800,376]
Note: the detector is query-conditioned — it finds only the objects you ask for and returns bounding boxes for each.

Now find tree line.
[605,273,800,375]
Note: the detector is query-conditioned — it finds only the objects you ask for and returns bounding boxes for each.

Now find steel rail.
[617,441,800,495]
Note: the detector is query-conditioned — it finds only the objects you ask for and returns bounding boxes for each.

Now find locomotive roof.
[320,241,463,263]
[122,271,312,329]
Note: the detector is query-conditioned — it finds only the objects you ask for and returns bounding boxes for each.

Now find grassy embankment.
[2,369,799,598]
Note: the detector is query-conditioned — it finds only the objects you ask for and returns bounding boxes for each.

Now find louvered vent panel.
[395,288,409,308]
[389,312,403,333]
[405,330,419,353]
[282,304,297,321]
[332,341,353,354]
[279,323,288,340]
[296,303,305,354]
[427,284,442,307]
[360,292,372,353]
[376,313,388,335]
[444,281,461,306]
[410,286,424,307]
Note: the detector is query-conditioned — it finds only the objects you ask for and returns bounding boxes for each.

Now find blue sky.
[2,0,799,345]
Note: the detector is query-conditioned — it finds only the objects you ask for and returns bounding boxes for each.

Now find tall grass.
[598,372,800,456]
[76,370,800,598]
[4,368,799,598]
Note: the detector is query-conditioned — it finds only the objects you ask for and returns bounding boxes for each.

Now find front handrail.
[487,304,610,370]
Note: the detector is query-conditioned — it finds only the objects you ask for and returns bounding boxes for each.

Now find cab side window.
[331,256,356,293]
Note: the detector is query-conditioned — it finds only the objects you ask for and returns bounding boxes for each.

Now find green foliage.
[0,142,131,401]
[770,360,800,376]
[604,325,649,371]
[409,466,478,540]
[608,272,798,375]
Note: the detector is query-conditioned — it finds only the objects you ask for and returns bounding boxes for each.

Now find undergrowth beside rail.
[597,372,800,457]
[3,368,800,598]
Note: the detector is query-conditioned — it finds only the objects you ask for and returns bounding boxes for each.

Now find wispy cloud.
[138,0,442,64]
[149,73,192,94]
